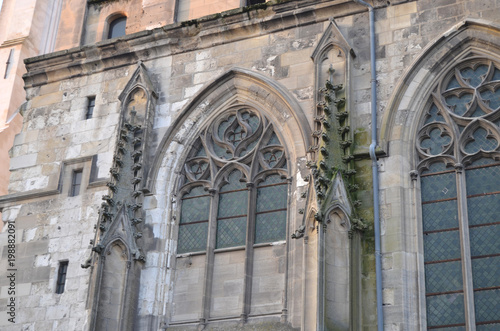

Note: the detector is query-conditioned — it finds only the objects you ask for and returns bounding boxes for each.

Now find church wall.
[1,0,500,330]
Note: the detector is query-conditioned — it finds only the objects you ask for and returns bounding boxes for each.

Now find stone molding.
[22,0,399,88]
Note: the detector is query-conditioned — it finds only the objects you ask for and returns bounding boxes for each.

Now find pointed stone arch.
[146,67,312,193]
[91,238,131,331]
[379,18,500,329]
[381,18,500,162]
[139,67,312,329]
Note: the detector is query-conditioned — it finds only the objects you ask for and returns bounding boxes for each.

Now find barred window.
[416,59,500,329]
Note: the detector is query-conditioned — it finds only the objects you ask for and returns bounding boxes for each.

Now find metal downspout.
[352,1,384,331]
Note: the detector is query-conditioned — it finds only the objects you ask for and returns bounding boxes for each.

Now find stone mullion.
[241,182,256,323]
[200,188,218,327]
[410,170,428,329]
[455,164,476,330]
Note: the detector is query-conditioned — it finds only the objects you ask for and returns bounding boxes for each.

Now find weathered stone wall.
[1,0,500,330]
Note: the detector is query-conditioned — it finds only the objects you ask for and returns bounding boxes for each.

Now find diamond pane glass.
[460,65,488,87]
[194,143,207,157]
[178,222,208,253]
[469,158,498,167]
[220,170,246,192]
[464,128,498,153]
[218,115,235,138]
[471,107,486,117]
[472,256,500,289]
[422,200,459,232]
[477,324,500,330]
[257,184,287,212]
[427,327,465,331]
[479,87,500,110]
[426,293,465,328]
[218,190,247,218]
[469,225,500,257]
[255,210,286,244]
[267,132,281,146]
[421,127,452,155]
[216,217,246,248]
[446,76,461,90]
[425,105,446,124]
[261,174,285,185]
[493,68,500,81]
[445,93,473,116]
[474,289,500,323]
[423,230,461,262]
[181,196,210,223]
[247,114,260,132]
[213,142,230,159]
[465,165,500,196]
[425,261,463,293]
[467,194,500,226]
[184,186,207,197]
[421,172,457,202]
[421,162,451,175]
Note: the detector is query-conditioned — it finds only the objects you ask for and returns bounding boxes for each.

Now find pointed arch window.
[177,107,288,254]
[416,58,500,329]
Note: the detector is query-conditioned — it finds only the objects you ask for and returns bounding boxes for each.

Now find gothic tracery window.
[177,108,288,254]
[416,58,500,329]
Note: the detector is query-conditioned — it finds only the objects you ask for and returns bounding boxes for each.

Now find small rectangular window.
[71,170,83,196]
[247,0,266,5]
[86,96,95,120]
[56,261,68,294]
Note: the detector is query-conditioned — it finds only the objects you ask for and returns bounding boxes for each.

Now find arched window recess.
[416,56,500,329]
[106,14,127,40]
[176,106,289,255]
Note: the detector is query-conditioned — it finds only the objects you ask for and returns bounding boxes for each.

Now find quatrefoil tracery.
[419,59,500,161]
[181,108,287,191]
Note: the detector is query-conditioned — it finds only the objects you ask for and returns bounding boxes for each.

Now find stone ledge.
[22,0,396,88]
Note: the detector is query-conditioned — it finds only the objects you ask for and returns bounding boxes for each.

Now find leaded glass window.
[416,58,500,329]
[177,108,288,254]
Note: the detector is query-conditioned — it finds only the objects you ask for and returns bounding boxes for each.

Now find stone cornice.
[22,0,379,88]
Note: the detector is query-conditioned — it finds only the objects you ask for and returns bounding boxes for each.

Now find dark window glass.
[108,17,126,39]
[247,0,266,5]
[56,261,68,294]
[178,187,210,254]
[86,96,95,120]
[71,170,82,197]
[216,170,248,249]
[255,174,287,244]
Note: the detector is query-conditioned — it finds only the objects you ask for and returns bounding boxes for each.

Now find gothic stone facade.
[1,0,500,330]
